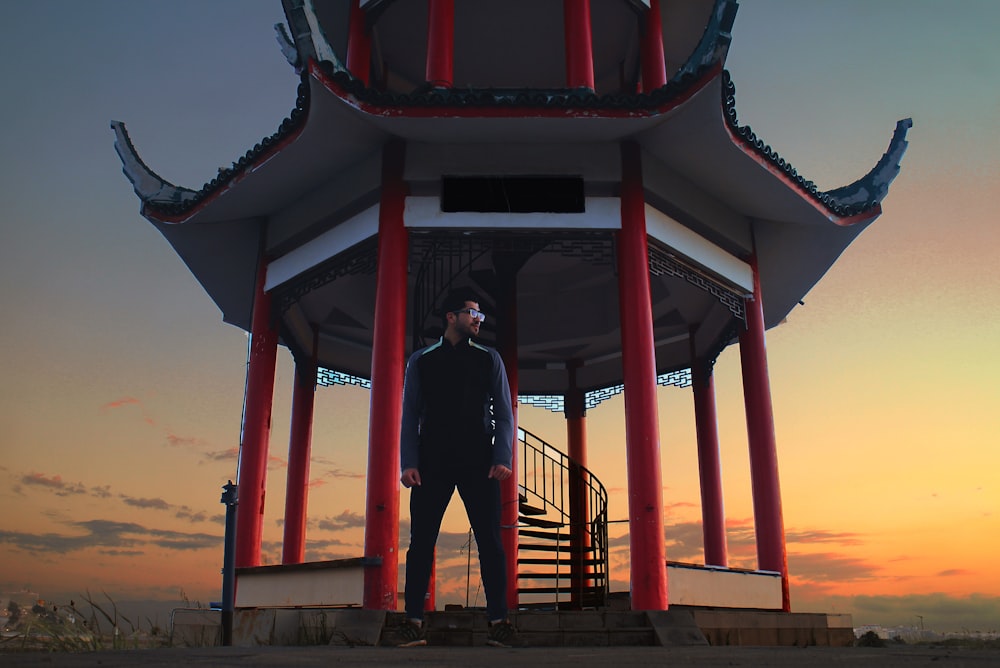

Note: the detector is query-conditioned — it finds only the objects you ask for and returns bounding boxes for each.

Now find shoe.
[395,619,427,647]
[486,619,517,648]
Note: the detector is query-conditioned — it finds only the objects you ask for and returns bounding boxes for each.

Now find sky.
[1,1,998,634]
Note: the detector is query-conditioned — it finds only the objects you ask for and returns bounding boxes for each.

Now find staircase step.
[517,573,604,591]
[517,585,602,595]
[518,557,603,567]
[519,543,574,553]
[519,515,563,529]
[518,542,597,554]
[519,501,547,516]
[519,528,572,541]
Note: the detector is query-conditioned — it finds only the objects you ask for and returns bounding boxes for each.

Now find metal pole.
[220,481,238,646]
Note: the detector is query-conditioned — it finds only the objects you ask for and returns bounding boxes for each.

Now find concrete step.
[381,610,692,647]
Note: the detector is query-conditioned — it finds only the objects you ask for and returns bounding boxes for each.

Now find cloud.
[99,549,145,557]
[117,494,216,524]
[316,510,366,532]
[120,495,171,510]
[725,516,754,529]
[324,468,366,480]
[202,447,239,463]
[146,529,218,551]
[165,433,204,448]
[101,397,142,411]
[0,518,221,555]
[786,528,865,547]
[100,396,155,426]
[812,592,1000,633]
[663,520,707,562]
[20,473,87,497]
[663,501,698,517]
[176,507,212,523]
[788,551,883,584]
[936,568,975,577]
[19,468,218,525]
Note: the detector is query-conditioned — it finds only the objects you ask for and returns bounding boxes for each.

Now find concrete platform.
[6,644,1000,667]
[169,606,855,648]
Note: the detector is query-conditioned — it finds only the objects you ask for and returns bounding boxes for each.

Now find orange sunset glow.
[1,0,998,634]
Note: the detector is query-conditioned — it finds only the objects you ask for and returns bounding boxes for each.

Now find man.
[396,290,517,647]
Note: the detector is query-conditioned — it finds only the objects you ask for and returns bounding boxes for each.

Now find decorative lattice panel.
[316,368,371,389]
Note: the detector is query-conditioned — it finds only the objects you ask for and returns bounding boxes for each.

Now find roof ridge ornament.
[673,0,739,83]
[274,22,300,72]
[822,118,913,209]
[110,121,197,208]
[721,72,912,219]
[110,77,311,218]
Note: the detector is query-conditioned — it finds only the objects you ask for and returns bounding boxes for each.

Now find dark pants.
[404,453,507,622]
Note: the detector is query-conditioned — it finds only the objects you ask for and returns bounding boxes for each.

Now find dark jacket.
[400,337,514,472]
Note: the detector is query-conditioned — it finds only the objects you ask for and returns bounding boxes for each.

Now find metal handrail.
[517,426,609,606]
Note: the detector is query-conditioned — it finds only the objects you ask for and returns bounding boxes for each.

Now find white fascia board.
[403,196,622,230]
[645,204,752,293]
[266,204,379,291]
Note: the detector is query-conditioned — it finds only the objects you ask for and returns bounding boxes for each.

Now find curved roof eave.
[718,79,912,327]
[112,78,312,226]
[633,71,911,328]
[111,0,740,222]
[721,71,913,223]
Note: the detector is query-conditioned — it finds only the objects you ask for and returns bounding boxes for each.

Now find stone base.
[168,606,853,648]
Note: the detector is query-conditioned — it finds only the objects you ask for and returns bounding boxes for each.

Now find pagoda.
[113,0,910,623]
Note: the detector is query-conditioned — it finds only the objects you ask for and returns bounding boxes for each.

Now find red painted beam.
[617,141,667,610]
[363,141,409,610]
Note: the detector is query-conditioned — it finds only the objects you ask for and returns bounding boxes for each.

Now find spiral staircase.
[515,427,609,610]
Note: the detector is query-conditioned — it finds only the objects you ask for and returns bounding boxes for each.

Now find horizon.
[1,0,998,636]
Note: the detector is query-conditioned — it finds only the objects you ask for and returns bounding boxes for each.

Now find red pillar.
[689,337,728,568]
[739,253,790,611]
[282,330,318,565]
[426,0,454,88]
[346,0,372,85]
[565,361,591,607]
[495,262,520,610]
[363,141,409,610]
[563,0,595,89]
[640,0,667,91]
[617,141,668,610]
[235,243,279,568]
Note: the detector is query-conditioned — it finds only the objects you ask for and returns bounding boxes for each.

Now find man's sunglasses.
[452,308,487,323]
